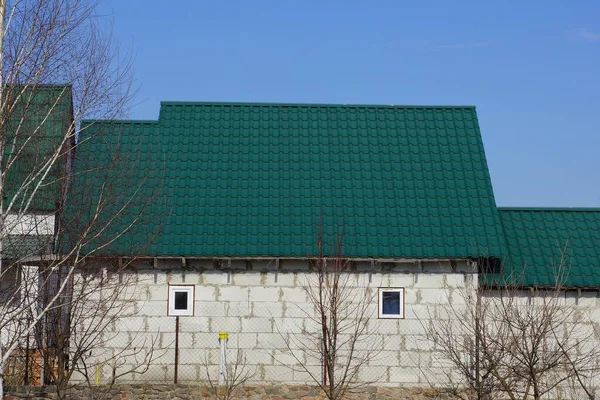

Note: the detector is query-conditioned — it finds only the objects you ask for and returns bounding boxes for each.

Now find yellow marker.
[219,331,229,340]
[95,364,101,385]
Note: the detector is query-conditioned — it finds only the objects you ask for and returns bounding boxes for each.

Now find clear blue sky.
[97,0,600,207]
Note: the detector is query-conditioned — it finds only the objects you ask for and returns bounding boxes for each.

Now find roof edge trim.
[159,101,476,109]
[81,119,159,125]
[498,207,600,212]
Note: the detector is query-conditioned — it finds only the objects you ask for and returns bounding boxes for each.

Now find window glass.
[174,291,188,310]
[382,291,400,315]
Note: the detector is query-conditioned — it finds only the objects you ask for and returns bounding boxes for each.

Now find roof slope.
[3,85,73,212]
[71,102,506,259]
[498,208,600,288]
[61,120,163,257]
[3,234,54,260]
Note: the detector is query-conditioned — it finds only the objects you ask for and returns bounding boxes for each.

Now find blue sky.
[97,0,600,207]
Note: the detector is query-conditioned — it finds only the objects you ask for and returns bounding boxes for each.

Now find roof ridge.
[498,207,600,212]
[2,83,72,88]
[81,119,158,124]
[159,101,476,109]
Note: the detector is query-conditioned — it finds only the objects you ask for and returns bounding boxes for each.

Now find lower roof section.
[497,208,600,288]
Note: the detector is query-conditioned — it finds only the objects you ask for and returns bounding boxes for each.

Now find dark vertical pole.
[475,293,481,400]
[24,319,30,385]
[322,315,327,387]
[174,316,179,384]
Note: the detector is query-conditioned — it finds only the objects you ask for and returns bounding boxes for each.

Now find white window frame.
[378,287,405,319]
[168,285,195,316]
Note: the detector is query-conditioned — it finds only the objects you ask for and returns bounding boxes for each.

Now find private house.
[64,101,600,391]
[2,97,598,398]
[0,85,74,385]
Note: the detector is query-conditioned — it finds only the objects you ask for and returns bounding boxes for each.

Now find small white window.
[378,288,405,319]
[168,285,195,316]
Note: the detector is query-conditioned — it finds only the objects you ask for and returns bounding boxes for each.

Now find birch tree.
[0,0,151,396]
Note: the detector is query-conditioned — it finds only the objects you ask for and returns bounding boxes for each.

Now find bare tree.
[283,227,382,400]
[203,342,256,400]
[42,262,162,399]
[0,0,159,397]
[425,254,600,400]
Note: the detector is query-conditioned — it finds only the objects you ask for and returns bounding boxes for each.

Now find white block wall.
[479,289,600,397]
[4,212,55,235]
[72,259,481,387]
[0,265,40,348]
[48,261,600,395]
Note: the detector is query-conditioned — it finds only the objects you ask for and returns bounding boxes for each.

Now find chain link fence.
[3,268,599,400]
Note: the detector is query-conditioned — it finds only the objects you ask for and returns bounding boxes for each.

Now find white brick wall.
[71,262,600,391]
[218,286,250,302]
[76,262,470,386]
[4,212,55,235]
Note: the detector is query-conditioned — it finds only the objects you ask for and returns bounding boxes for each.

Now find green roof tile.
[498,208,600,288]
[68,102,506,259]
[3,85,73,212]
[3,234,54,260]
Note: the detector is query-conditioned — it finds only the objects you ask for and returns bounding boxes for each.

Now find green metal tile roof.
[498,208,600,288]
[61,120,164,257]
[3,85,73,212]
[2,234,54,260]
[68,102,507,259]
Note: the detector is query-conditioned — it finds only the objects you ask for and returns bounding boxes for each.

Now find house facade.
[41,102,600,393]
